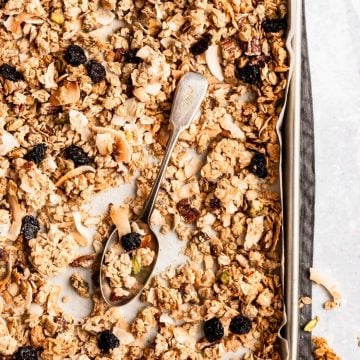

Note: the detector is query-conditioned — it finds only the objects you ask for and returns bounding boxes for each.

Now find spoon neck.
[140,129,180,224]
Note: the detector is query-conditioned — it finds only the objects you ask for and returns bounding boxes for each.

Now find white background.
[306,0,360,358]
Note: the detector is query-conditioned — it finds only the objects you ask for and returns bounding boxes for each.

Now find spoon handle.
[140,72,208,224]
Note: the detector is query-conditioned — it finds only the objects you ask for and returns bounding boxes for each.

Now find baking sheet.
[48,1,300,358]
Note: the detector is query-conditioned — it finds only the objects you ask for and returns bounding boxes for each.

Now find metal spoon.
[100,72,208,306]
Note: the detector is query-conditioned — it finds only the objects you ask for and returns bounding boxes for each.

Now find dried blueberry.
[203,317,224,342]
[86,60,106,83]
[24,143,47,164]
[209,197,221,211]
[63,145,92,167]
[21,215,40,242]
[190,33,212,56]
[97,330,120,353]
[235,64,261,85]
[262,18,287,33]
[15,346,38,360]
[121,232,141,251]
[64,45,87,67]
[123,49,142,64]
[229,315,252,335]
[248,152,267,178]
[0,64,23,82]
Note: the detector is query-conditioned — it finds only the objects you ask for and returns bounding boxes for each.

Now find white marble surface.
[305,1,360,358]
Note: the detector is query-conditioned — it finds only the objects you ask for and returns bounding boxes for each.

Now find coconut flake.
[7,180,23,241]
[110,205,131,238]
[310,268,342,308]
[44,62,58,89]
[55,166,95,187]
[205,45,224,82]
[0,130,18,156]
[244,216,264,250]
[73,211,93,243]
[146,83,162,96]
[0,210,11,238]
[220,114,246,140]
[69,110,91,141]
[50,80,80,106]
[88,19,123,41]
[95,133,114,156]
[95,8,115,26]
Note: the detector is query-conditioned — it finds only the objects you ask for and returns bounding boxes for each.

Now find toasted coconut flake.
[95,8,115,25]
[69,110,91,141]
[0,210,11,238]
[4,13,33,37]
[0,129,18,156]
[244,216,264,250]
[43,62,58,89]
[310,268,342,309]
[95,133,114,156]
[50,80,80,106]
[110,205,131,238]
[88,19,123,41]
[73,211,93,243]
[205,45,224,82]
[55,166,95,187]
[220,114,246,140]
[0,253,13,291]
[7,180,23,241]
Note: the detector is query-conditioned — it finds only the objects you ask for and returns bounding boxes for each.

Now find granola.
[0,0,288,358]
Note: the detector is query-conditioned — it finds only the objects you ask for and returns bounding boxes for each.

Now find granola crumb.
[312,337,341,360]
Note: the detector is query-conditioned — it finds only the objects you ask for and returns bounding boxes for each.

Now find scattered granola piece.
[299,296,312,308]
[312,337,341,360]
[70,272,90,298]
[310,268,342,309]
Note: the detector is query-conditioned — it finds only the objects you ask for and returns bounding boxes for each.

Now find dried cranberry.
[64,45,87,67]
[209,197,221,211]
[63,145,92,167]
[235,64,261,85]
[248,152,267,178]
[86,60,106,83]
[0,64,23,82]
[114,48,126,62]
[15,346,38,360]
[176,199,200,224]
[97,330,120,352]
[123,49,142,64]
[229,315,252,335]
[21,215,40,242]
[203,317,224,342]
[262,18,287,33]
[190,33,212,55]
[121,232,141,251]
[24,143,47,164]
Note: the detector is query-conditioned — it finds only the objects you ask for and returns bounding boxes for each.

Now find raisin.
[97,330,120,353]
[0,0,8,8]
[235,64,261,85]
[63,45,87,67]
[262,18,287,33]
[24,143,47,164]
[21,215,40,242]
[209,197,221,211]
[190,33,212,55]
[123,49,142,64]
[46,105,63,115]
[176,199,200,224]
[15,346,38,360]
[229,315,252,335]
[248,152,267,178]
[0,64,23,82]
[121,232,141,251]
[63,145,92,167]
[86,60,106,83]
[114,48,126,62]
[203,317,224,342]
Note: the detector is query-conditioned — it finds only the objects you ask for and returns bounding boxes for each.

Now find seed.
[132,256,142,274]
[0,64,23,82]
[220,271,230,284]
[86,60,106,83]
[24,143,47,164]
[51,12,65,25]
[64,45,87,67]
[190,33,212,55]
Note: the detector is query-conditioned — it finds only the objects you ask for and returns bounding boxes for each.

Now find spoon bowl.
[99,72,208,306]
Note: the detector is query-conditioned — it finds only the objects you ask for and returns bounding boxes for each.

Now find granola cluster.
[0,0,288,358]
